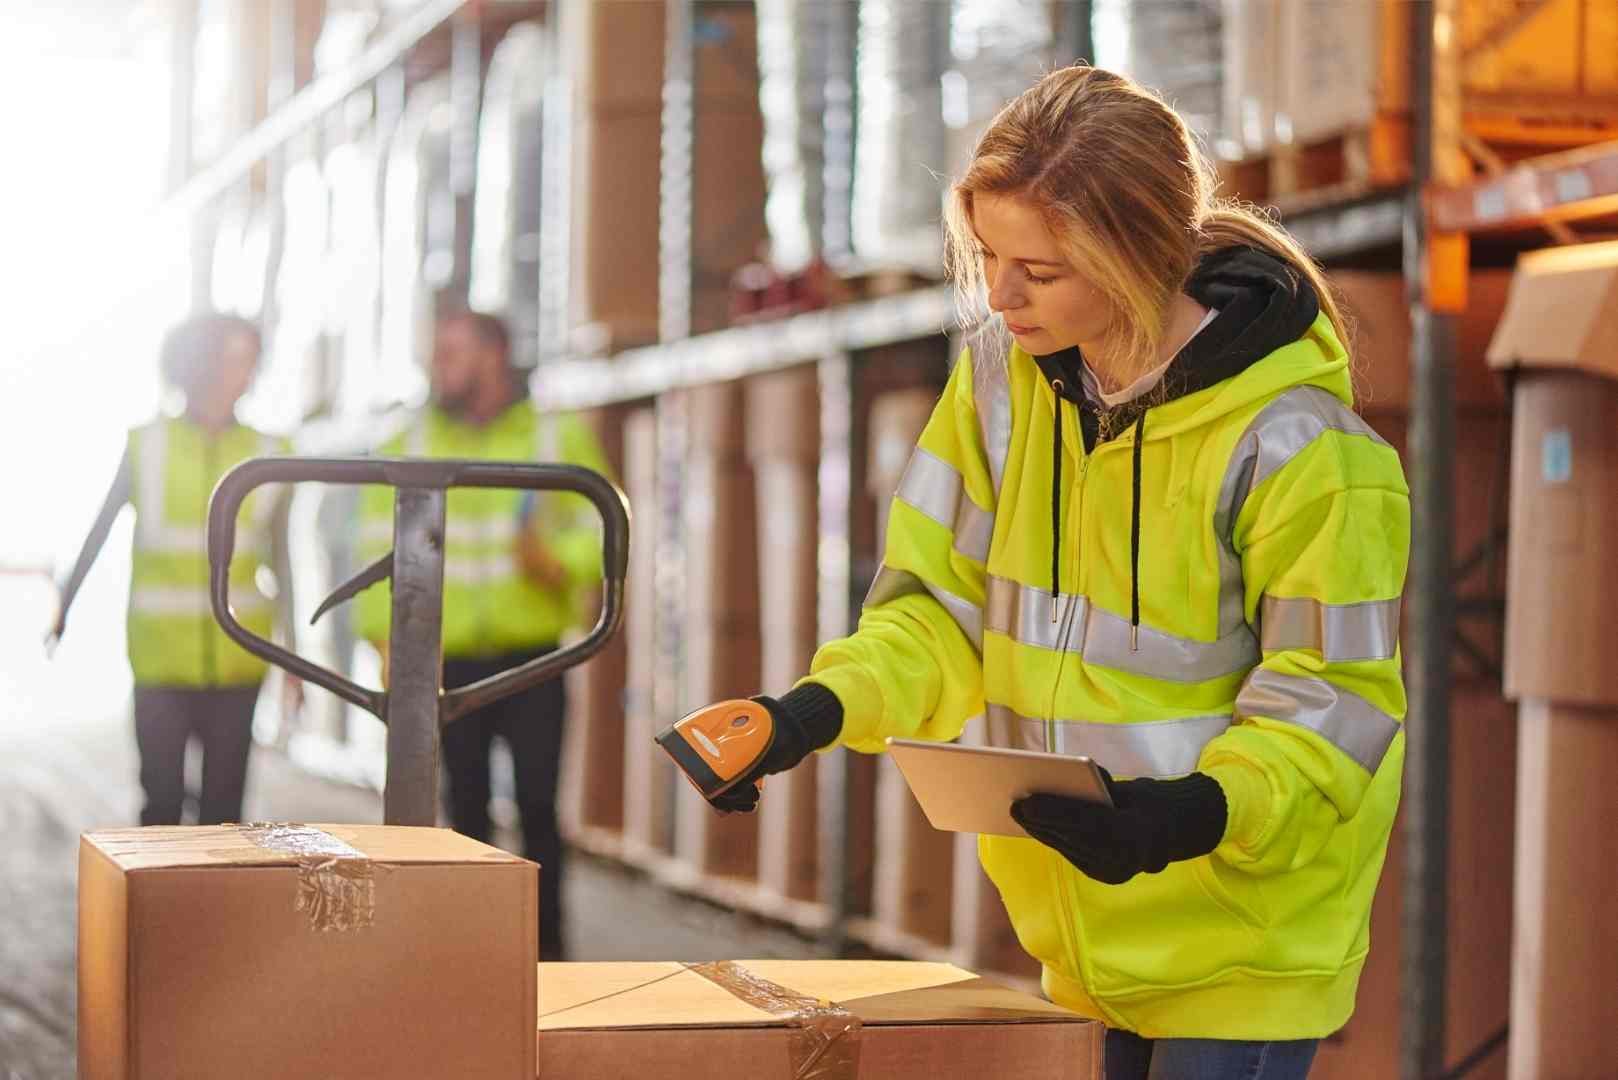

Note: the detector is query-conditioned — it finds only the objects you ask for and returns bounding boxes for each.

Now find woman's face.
[205,330,259,413]
[971,193,1115,357]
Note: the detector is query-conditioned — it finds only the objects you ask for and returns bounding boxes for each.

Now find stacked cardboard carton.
[567,0,766,350]
[745,368,823,905]
[1485,240,1618,1079]
[864,388,958,948]
[672,381,762,882]
[621,408,672,862]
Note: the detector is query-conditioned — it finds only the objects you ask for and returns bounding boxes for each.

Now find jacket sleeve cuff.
[1202,759,1272,851]
[773,681,844,750]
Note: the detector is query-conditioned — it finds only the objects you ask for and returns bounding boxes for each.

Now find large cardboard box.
[1487,241,1618,704]
[79,825,537,1080]
[1508,698,1618,1080]
[1333,268,1513,414]
[872,756,956,946]
[534,960,1102,1078]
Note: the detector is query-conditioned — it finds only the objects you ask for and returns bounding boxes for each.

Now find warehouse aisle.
[0,576,814,1080]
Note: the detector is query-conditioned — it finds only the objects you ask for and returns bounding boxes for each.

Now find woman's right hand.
[705,684,845,814]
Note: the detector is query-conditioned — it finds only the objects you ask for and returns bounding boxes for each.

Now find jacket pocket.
[1066,859,1268,997]
[1193,853,1270,931]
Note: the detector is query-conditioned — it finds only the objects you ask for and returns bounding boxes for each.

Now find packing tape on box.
[685,961,862,1079]
[242,824,376,932]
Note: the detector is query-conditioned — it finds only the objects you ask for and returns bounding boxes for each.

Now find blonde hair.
[944,64,1348,380]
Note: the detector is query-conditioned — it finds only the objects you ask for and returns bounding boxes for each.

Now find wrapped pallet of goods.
[942,0,1054,176]
[851,0,950,273]
[753,0,856,273]
[1220,0,1618,205]
[1116,0,1224,145]
[1486,240,1618,1078]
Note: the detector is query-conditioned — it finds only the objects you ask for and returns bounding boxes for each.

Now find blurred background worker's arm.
[46,445,133,650]
[516,412,614,606]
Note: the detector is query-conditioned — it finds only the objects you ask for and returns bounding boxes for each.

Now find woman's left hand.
[1011,768,1229,885]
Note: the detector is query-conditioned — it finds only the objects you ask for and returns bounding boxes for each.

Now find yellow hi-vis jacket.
[127,416,287,686]
[803,314,1409,1039]
[354,402,611,658]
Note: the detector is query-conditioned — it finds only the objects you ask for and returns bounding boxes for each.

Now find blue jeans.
[1105,1029,1319,1080]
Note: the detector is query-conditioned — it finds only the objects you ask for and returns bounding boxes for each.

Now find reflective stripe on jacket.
[354,402,612,657]
[804,313,1409,1039]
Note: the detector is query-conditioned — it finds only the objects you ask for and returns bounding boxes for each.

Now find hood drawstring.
[1050,380,1064,622]
[1129,411,1146,652]
[1050,378,1145,648]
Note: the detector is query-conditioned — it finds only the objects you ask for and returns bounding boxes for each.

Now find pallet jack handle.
[208,456,630,825]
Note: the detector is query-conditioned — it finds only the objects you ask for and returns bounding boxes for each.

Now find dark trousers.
[133,685,261,826]
[442,647,567,960]
[1105,1029,1319,1080]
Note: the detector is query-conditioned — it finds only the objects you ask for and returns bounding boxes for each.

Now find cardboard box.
[1508,698,1618,1080]
[745,368,821,463]
[1333,269,1513,414]
[579,106,664,349]
[1486,244,1618,704]
[534,960,1102,1079]
[750,456,821,903]
[622,409,673,858]
[872,755,957,946]
[685,380,749,461]
[571,1,765,347]
[1486,241,1618,382]
[79,825,537,1080]
[1501,373,1618,704]
[676,625,763,881]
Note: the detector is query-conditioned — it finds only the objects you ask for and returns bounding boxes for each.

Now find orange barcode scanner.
[655,698,774,803]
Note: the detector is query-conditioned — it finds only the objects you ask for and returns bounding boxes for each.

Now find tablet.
[886,738,1113,839]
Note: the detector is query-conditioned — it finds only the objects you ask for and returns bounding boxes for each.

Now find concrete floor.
[0,577,815,1080]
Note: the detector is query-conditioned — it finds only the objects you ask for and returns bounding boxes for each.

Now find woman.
[49,313,298,826]
[704,66,1408,1079]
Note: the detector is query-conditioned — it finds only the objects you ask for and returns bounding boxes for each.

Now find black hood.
[1035,244,1321,438]
[1027,245,1322,654]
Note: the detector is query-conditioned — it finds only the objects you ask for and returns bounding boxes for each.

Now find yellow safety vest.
[354,402,611,658]
[127,416,284,687]
[804,314,1409,1039]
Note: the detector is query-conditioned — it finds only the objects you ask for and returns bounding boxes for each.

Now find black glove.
[1010,768,1227,885]
[709,683,844,814]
